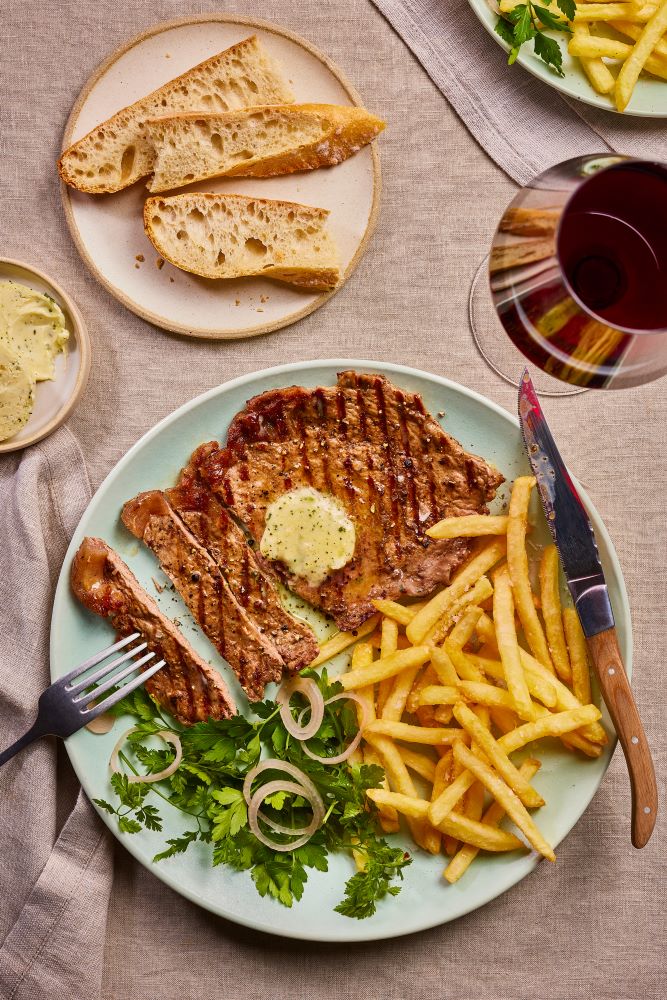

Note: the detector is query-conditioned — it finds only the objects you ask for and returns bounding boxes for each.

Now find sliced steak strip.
[121,491,284,700]
[201,372,504,630]
[168,444,318,673]
[70,537,235,725]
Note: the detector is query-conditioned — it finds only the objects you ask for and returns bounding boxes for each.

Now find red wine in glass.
[488,156,667,390]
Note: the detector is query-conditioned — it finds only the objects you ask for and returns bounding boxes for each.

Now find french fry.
[426,514,509,539]
[406,664,439,713]
[364,732,437,850]
[493,567,534,720]
[464,651,558,708]
[362,745,400,833]
[507,477,553,671]
[574,4,655,22]
[423,576,494,646]
[310,614,380,666]
[519,649,607,744]
[563,607,592,706]
[611,18,667,58]
[434,705,454,724]
[431,752,459,855]
[498,704,602,754]
[377,617,399,714]
[444,759,541,883]
[453,742,555,861]
[540,545,572,683]
[397,746,437,783]
[351,641,376,728]
[489,705,520,735]
[447,606,484,650]
[453,703,545,808]
[406,539,506,645]
[530,702,603,757]
[338,645,432,690]
[445,643,486,683]
[368,790,524,852]
[457,679,521,711]
[382,664,423,721]
[417,684,463,707]
[370,598,426,626]
[431,646,460,686]
[429,768,476,827]
[365,720,470,747]
[570,21,618,95]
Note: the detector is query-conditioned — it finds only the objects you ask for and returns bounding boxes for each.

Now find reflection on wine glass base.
[469,257,588,397]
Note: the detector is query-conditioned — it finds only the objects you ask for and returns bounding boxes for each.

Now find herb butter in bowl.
[0,259,91,453]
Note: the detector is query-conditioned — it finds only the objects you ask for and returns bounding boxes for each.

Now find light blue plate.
[50,361,630,941]
[468,0,667,118]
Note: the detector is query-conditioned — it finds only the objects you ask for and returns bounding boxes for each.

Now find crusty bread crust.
[58,36,293,194]
[143,192,339,291]
[145,103,386,192]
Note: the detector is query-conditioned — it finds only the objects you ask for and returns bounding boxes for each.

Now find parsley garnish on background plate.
[94,670,411,919]
[495,0,576,77]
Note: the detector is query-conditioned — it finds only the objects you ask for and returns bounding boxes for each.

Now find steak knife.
[518,369,657,848]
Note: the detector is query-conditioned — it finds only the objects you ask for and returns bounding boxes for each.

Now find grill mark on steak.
[121,491,284,700]
[168,451,318,674]
[200,372,504,630]
[70,537,234,725]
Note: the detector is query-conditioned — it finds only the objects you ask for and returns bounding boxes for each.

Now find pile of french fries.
[501,0,667,111]
[312,475,607,884]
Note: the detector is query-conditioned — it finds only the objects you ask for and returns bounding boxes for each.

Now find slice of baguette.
[144,193,340,291]
[58,37,293,194]
[145,104,386,192]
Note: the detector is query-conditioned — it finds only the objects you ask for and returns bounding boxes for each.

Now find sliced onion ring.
[248,779,324,852]
[276,677,325,741]
[243,758,323,810]
[109,726,182,784]
[244,759,325,846]
[301,693,369,766]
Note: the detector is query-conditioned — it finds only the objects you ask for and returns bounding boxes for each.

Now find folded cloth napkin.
[0,427,113,1000]
[372,0,667,184]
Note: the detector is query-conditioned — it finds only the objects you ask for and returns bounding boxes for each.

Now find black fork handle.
[0,723,49,767]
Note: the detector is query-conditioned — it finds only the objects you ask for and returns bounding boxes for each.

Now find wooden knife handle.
[587,627,657,848]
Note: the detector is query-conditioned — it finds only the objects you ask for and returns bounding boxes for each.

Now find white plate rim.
[0,257,92,454]
[467,0,667,119]
[50,359,631,941]
[59,15,382,341]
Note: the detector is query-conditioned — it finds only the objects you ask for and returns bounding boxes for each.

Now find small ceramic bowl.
[0,258,91,453]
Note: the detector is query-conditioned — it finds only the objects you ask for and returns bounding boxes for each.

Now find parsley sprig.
[495,0,575,77]
[94,670,411,919]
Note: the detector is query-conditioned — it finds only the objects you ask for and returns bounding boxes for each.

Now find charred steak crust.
[121,491,285,701]
[70,537,235,725]
[201,372,504,630]
[170,444,318,673]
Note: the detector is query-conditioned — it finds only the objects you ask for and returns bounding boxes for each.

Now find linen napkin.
[0,427,113,1000]
[371,0,667,185]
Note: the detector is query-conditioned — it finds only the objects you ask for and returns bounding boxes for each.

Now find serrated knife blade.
[518,369,614,638]
[517,367,657,848]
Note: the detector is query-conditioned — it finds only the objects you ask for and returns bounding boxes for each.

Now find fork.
[0,633,165,767]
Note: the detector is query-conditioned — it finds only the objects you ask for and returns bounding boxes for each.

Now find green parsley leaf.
[533,5,571,33]
[118,816,143,835]
[534,30,565,75]
[153,830,199,862]
[556,0,576,19]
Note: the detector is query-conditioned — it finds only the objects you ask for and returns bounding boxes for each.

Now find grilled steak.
[121,490,285,700]
[70,537,235,724]
[168,443,318,673]
[201,371,504,630]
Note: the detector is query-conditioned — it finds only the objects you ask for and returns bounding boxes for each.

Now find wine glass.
[469,154,667,395]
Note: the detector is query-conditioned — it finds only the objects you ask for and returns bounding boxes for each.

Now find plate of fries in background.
[51,361,630,940]
[471,0,667,115]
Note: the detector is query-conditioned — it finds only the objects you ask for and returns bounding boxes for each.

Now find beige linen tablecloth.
[2,1,666,997]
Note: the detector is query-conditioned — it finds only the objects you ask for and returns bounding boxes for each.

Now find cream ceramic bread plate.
[469,0,667,117]
[0,259,90,454]
[60,16,381,340]
[50,360,630,943]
